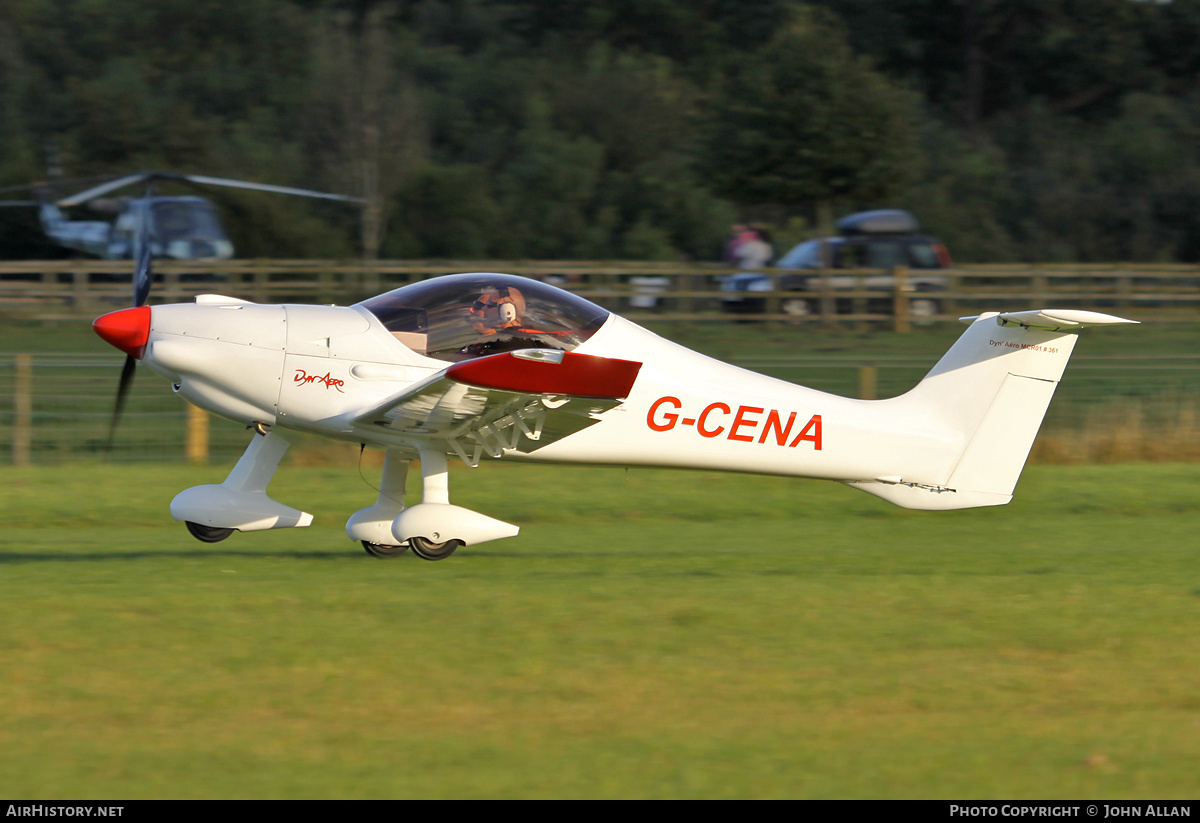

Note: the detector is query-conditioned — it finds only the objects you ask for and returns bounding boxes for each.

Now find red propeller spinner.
[93,306,151,359]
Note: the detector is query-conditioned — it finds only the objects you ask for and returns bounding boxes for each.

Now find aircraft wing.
[350,349,642,464]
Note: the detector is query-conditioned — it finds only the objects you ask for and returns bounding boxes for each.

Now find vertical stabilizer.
[847,309,1136,509]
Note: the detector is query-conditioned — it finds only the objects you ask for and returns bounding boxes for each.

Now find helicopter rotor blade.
[57,173,153,207]
[0,174,131,195]
[15,170,361,208]
[175,174,364,203]
[0,173,152,203]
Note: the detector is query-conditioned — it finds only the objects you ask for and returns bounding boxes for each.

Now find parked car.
[720,210,953,320]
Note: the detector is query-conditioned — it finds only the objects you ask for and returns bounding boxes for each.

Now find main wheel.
[185,521,234,543]
[362,540,409,558]
[409,536,463,561]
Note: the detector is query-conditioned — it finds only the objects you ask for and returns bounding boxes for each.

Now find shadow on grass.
[0,549,364,563]
[0,546,642,564]
[0,545,770,567]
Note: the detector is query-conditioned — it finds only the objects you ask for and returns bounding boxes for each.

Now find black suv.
[720,210,952,320]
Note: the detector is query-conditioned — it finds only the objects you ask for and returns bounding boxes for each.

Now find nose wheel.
[185,521,234,543]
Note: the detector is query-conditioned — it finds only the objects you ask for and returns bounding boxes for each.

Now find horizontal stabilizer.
[959,309,1139,331]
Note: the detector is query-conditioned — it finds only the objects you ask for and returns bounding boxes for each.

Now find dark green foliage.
[2,1,1200,262]
[809,0,1200,262]
[703,9,922,215]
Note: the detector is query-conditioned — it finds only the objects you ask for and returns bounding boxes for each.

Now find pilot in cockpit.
[467,285,526,336]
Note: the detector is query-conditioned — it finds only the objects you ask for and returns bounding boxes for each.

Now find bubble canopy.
[356,273,611,363]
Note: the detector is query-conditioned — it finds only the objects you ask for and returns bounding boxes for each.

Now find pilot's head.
[468,285,525,334]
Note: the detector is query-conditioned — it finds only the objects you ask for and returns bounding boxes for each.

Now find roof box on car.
[836,209,919,236]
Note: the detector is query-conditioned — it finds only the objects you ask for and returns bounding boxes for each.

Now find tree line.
[2,0,1199,263]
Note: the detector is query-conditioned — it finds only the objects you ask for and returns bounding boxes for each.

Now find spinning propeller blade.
[109,354,138,448]
[132,199,154,307]
[104,185,155,447]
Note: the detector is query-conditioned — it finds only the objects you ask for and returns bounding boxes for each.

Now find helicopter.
[0,172,362,260]
[90,215,1138,560]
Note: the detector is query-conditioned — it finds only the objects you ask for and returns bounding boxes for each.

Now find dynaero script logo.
[293,369,346,393]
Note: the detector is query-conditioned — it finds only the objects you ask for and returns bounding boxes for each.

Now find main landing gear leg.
[407,447,461,560]
[388,444,520,560]
[346,448,411,558]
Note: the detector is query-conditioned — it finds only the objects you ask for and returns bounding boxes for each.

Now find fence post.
[186,403,209,464]
[893,265,910,334]
[946,268,961,319]
[858,365,877,400]
[163,265,182,303]
[253,260,269,303]
[819,270,837,328]
[14,354,32,466]
[854,270,868,333]
[41,267,56,310]
[765,283,781,332]
[71,268,90,313]
[676,270,693,326]
[1032,267,1048,306]
[318,266,335,304]
[363,259,382,297]
[1117,270,1132,311]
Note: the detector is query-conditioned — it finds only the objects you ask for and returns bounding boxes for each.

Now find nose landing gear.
[185,521,235,543]
[172,430,313,540]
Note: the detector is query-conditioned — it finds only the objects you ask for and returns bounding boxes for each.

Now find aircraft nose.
[93,306,151,359]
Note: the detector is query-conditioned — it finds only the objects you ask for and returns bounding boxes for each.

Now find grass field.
[2,460,1199,798]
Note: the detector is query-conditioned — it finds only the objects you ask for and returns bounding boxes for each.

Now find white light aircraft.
[92,270,1136,560]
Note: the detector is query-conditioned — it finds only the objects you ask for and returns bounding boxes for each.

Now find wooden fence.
[2,259,1199,329]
